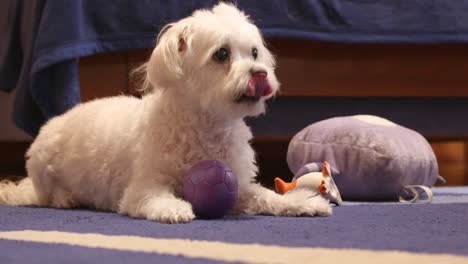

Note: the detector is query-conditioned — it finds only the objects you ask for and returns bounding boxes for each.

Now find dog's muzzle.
[237,73,273,103]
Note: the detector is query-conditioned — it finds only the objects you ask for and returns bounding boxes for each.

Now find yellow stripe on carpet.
[0,230,467,264]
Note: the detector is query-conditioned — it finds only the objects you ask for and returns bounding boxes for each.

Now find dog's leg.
[118,181,195,224]
[0,178,43,206]
[232,183,332,217]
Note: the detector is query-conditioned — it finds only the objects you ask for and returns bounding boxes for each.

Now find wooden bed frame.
[77,39,468,186]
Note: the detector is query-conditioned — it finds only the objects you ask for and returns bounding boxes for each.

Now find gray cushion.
[287,115,439,201]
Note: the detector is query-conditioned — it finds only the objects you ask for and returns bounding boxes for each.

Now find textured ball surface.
[183,160,238,219]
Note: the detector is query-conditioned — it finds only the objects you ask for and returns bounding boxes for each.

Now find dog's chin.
[235,94,261,104]
[232,95,267,117]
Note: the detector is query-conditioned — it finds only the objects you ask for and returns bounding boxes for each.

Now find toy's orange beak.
[275,177,297,194]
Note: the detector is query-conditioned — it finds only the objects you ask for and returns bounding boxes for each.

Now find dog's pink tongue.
[246,73,273,98]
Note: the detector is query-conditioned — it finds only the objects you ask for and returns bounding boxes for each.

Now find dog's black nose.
[251,70,267,76]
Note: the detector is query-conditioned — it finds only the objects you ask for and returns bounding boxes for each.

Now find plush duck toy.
[275,161,343,205]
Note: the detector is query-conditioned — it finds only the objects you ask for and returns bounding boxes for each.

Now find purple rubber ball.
[183,160,238,219]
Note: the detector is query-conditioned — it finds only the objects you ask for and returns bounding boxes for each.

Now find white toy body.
[275,161,343,205]
[296,172,329,194]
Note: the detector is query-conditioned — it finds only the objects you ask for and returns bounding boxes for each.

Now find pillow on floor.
[287,115,440,201]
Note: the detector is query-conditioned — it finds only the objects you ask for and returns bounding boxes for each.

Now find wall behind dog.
[0,91,32,141]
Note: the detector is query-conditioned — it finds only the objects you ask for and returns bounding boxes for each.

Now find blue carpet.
[0,187,467,263]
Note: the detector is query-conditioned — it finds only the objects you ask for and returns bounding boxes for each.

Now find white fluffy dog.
[0,3,331,223]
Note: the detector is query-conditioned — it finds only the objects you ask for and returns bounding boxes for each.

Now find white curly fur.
[0,3,331,223]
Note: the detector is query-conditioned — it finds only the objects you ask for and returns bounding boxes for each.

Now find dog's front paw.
[143,198,195,224]
[280,189,332,217]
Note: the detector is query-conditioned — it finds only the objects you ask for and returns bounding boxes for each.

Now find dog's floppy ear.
[146,22,191,89]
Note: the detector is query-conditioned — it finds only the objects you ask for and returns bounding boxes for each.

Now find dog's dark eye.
[213,48,230,62]
[252,48,258,60]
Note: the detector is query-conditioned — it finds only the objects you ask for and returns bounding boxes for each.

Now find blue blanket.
[1,0,468,136]
[0,187,467,263]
